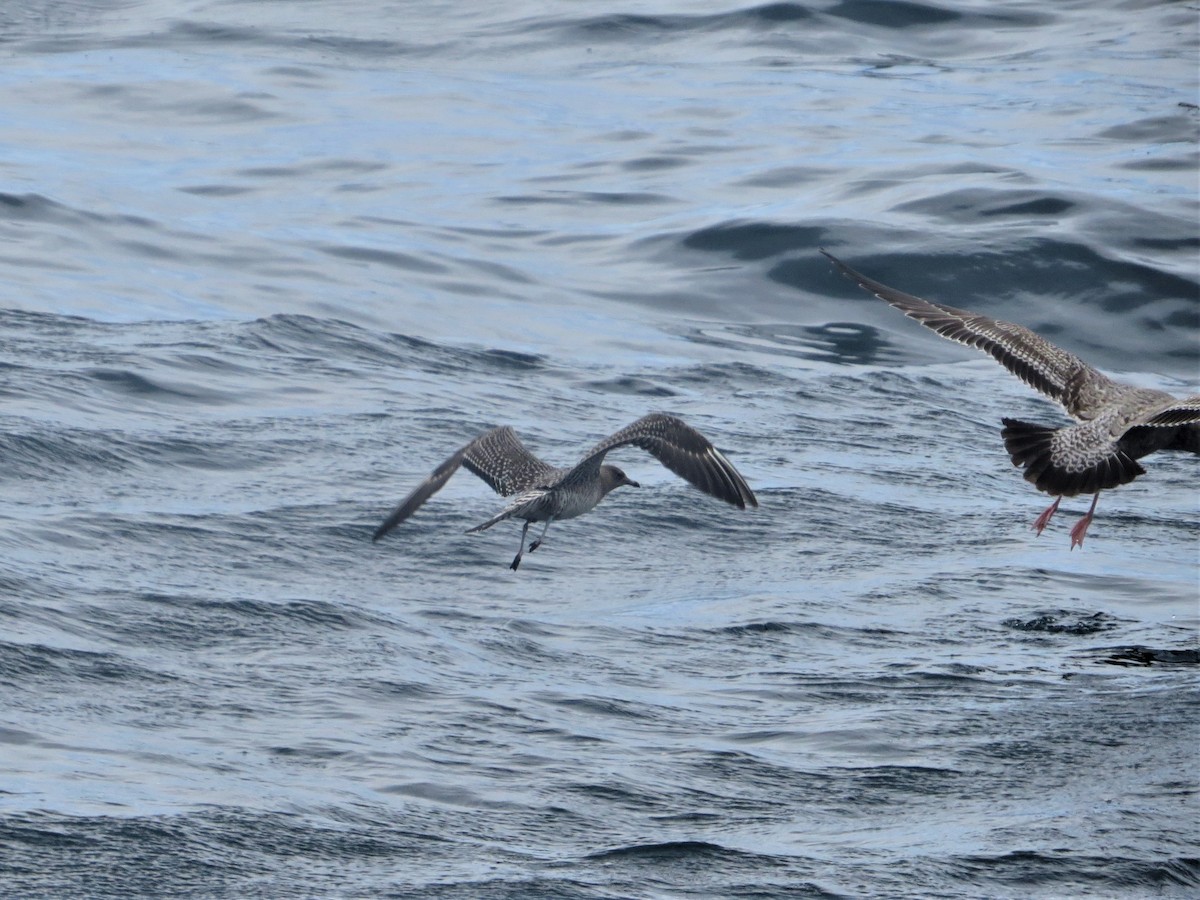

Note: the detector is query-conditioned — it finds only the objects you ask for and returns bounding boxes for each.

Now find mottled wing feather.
[821,250,1106,415]
[460,426,559,496]
[576,413,758,509]
[1131,394,1200,429]
[373,426,557,542]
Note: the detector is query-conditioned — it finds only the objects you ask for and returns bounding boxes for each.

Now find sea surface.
[1,1,1198,897]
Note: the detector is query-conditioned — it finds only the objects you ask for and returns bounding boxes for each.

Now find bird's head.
[599,464,640,495]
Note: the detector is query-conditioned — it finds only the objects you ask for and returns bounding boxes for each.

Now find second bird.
[823,249,1199,548]
[373,413,757,570]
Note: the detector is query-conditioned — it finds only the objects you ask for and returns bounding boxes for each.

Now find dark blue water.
[2,2,1197,897]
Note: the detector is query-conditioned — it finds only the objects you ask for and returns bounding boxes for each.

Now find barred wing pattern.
[1133,395,1200,429]
[576,413,758,509]
[459,426,560,496]
[372,426,559,542]
[820,249,1109,418]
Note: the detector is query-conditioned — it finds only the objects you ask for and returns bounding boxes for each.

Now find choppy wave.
[1,1,1197,897]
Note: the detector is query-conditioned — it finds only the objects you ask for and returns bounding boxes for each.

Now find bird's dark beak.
[625,478,641,488]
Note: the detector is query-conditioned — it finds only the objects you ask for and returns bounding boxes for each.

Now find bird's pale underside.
[822,249,1199,547]
[373,413,757,570]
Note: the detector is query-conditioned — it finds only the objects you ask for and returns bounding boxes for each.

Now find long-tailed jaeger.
[372,412,757,569]
[822,249,1199,548]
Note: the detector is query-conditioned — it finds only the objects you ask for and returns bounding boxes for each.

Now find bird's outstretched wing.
[573,413,757,509]
[821,249,1110,417]
[459,426,559,496]
[372,426,558,542]
[1130,395,1200,429]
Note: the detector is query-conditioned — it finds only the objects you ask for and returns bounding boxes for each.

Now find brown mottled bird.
[822,250,1199,547]
[373,413,757,569]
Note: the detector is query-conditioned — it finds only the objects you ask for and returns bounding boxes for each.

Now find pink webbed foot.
[1069,515,1093,550]
[1069,492,1101,551]
[1032,497,1061,535]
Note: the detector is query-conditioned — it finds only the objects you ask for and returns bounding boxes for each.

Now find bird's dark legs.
[528,519,553,554]
[1069,492,1101,550]
[1032,496,1061,535]
[510,520,531,571]
[509,519,554,570]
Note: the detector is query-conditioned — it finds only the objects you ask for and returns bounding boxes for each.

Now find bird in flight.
[373,413,757,569]
[822,249,1199,548]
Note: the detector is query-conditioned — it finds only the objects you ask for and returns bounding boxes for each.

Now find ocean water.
[1,1,1198,897]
